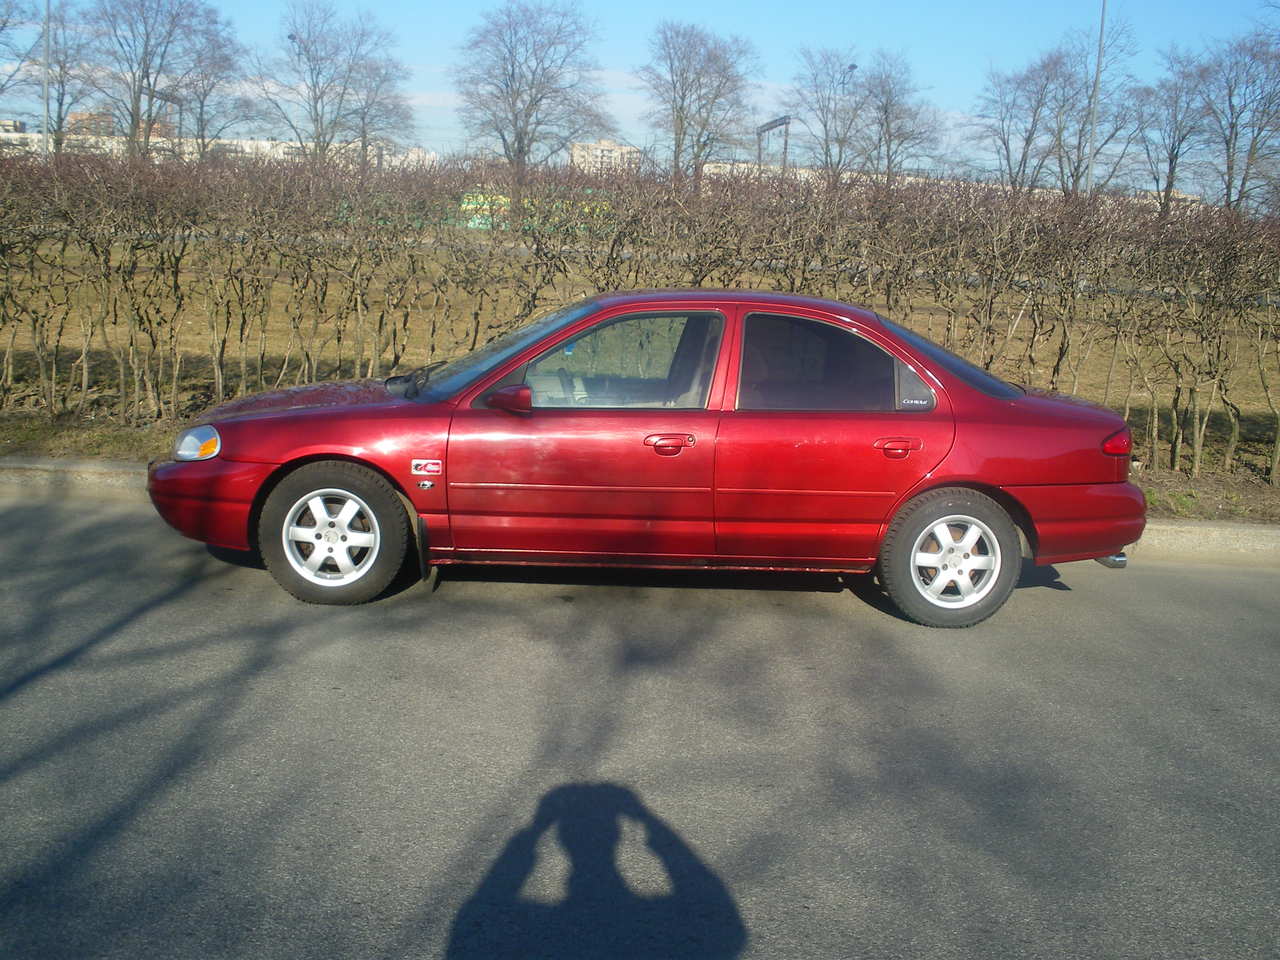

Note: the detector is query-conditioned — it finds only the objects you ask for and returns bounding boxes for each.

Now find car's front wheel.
[878,488,1021,628]
[259,461,410,604]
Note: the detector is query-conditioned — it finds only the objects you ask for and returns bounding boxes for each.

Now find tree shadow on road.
[446,783,746,960]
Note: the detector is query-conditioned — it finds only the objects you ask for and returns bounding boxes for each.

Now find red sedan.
[149,290,1144,627]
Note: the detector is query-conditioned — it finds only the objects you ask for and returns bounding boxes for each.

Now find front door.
[715,311,954,564]
[447,310,726,560]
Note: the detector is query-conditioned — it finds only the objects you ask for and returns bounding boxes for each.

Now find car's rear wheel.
[259,461,410,604]
[879,488,1020,628]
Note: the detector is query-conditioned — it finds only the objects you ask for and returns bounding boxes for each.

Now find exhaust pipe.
[1095,553,1127,570]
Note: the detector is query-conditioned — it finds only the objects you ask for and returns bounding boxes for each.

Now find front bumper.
[148,458,278,551]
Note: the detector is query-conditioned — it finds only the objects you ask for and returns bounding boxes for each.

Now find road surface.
[1,488,1277,959]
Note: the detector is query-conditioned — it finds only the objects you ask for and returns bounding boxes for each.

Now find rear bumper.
[1003,481,1146,565]
[148,458,277,551]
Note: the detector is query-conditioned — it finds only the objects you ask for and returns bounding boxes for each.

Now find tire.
[259,461,411,604]
[878,488,1021,628]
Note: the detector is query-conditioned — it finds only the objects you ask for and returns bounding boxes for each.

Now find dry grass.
[0,412,173,461]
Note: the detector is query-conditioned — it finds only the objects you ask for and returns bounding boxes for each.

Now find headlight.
[174,425,221,461]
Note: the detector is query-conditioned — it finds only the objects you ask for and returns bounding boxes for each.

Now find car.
[148,290,1145,627]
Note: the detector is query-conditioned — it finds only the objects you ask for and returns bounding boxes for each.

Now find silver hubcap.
[908,514,1001,609]
[282,488,381,587]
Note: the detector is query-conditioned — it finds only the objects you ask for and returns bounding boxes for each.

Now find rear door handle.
[873,437,922,459]
[645,434,696,457]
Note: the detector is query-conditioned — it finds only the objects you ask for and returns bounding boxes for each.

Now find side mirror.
[486,383,533,415]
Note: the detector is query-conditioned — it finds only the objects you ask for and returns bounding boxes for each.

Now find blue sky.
[178,0,1277,152]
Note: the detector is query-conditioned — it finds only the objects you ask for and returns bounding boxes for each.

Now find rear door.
[714,310,954,564]
[447,308,728,560]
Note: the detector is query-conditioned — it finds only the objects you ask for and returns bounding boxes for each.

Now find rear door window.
[739,313,934,412]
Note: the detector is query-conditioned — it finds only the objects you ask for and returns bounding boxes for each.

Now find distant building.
[703,159,826,183]
[0,119,26,133]
[67,112,115,136]
[148,102,180,139]
[570,139,640,175]
[1134,188,1202,207]
[393,146,439,168]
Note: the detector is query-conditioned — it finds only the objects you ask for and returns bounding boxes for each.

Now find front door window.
[525,311,724,409]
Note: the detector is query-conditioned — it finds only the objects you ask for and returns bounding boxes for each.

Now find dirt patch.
[1137,468,1280,524]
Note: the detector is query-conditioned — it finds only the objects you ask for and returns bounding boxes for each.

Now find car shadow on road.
[426,560,1069,625]
[436,564,848,594]
[206,542,428,600]
[207,545,265,570]
[840,570,910,621]
[207,541,1068,611]
[1015,559,1069,591]
[445,783,747,960]
[841,560,1069,623]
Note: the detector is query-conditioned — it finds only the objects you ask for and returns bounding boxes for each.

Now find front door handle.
[873,437,922,460]
[645,434,696,457]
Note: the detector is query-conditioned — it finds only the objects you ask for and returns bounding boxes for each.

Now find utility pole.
[782,117,790,176]
[755,115,793,176]
[1084,0,1107,195]
[41,0,50,158]
[150,88,185,159]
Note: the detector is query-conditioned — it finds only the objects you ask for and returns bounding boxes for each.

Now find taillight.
[1102,427,1132,456]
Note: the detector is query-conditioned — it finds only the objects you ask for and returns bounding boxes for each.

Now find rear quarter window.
[878,315,1023,401]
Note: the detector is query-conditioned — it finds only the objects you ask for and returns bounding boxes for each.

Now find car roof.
[589,289,884,325]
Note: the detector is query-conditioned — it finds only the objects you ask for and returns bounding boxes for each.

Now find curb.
[0,456,148,497]
[2,456,1278,566]
[1125,519,1280,567]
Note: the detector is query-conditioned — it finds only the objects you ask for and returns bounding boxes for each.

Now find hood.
[198,379,396,423]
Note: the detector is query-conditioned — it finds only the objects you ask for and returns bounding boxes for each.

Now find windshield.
[877,315,1024,400]
[411,299,598,402]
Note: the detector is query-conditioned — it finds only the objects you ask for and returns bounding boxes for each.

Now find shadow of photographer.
[446,783,747,959]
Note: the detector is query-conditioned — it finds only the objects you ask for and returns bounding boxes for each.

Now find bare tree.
[638,21,755,187]
[1196,31,1280,210]
[26,0,94,153]
[85,0,228,155]
[252,0,407,164]
[348,55,413,174]
[786,46,862,188]
[180,20,249,158]
[853,50,939,187]
[972,53,1057,194]
[456,1,611,185]
[0,0,37,106]
[1134,48,1203,216]
[1041,28,1139,196]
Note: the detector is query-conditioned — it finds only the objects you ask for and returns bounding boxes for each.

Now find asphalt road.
[2,487,1278,960]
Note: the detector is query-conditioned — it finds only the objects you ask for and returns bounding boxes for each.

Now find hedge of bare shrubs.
[1,155,1278,482]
